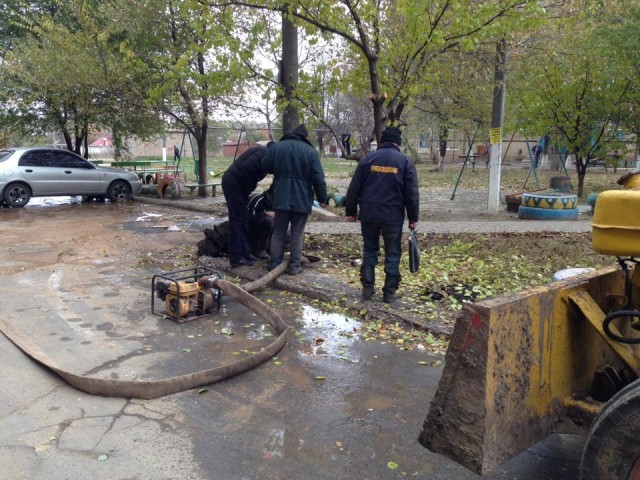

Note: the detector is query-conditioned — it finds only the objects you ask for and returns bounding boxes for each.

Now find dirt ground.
[2,198,196,275]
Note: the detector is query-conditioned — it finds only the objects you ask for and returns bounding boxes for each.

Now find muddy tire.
[3,182,31,207]
[580,378,640,480]
[107,180,132,202]
[157,177,181,200]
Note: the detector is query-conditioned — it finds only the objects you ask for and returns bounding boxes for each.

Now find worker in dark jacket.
[261,124,328,275]
[346,126,419,303]
[221,144,271,267]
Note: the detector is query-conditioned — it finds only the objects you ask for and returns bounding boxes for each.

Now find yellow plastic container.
[592,190,640,256]
[617,170,640,189]
[168,280,200,296]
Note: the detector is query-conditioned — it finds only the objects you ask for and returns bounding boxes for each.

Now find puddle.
[264,428,285,458]
[135,212,163,221]
[29,196,84,207]
[296,305,361,358]
[123,213,222,234]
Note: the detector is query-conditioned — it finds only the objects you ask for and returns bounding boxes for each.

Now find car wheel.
[3,183,31,207]
[107,180,132,202]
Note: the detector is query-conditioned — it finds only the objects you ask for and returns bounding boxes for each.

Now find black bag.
[408,229,420,273]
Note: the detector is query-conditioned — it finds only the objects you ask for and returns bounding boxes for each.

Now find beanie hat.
[381,126,402,145]
[292,124,309,139]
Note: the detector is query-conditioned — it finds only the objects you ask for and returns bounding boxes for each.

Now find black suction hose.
[603,310,640,344]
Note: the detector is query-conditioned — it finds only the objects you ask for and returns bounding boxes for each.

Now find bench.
[458,154,488,171]
[588,159,606,168]
[184,182,222,197]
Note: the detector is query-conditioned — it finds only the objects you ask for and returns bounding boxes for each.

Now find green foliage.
[507,0,640,195]
[0,0,161,150]
[233,0,538,143]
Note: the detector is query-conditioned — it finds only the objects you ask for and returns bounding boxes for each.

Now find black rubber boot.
[360,265,375,301]
[383,275,400,304]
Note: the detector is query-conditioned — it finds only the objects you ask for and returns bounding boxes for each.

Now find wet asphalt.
[0,195,589,479]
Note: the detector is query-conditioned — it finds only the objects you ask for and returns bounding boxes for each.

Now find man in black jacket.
[346,126,420,303]
[221,144,271,267]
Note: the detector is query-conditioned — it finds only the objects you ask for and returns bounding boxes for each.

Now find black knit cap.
[292,124,309,138]
[381,126,402,145]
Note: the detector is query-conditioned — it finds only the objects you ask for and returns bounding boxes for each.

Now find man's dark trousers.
[360,222,402,293]
[222,178,252,264]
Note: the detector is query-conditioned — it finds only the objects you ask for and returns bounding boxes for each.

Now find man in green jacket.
[261,124,328,275]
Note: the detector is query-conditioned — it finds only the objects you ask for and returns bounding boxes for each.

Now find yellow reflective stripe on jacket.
[371,165,398,174]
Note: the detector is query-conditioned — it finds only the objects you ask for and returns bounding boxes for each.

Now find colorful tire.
[517,205,579,220]
[521,192,578,210]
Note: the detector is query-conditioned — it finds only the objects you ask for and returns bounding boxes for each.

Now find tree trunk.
[281,13,299,135]
[74,134,83,155]
[196,122,209,197]
[62,129,73,151]
[113,129,124,162]
[437,127,448,172]
[316,130,324,154]
[576,172,585,198]
[575,155,587,198]
[371,98,385,144]
[83,130,89,159]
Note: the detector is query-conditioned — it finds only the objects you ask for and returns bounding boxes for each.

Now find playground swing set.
[449,128,580,219]
[156,128,246,200]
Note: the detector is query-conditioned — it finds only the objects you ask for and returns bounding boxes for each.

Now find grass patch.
[132,153,624,198]
[413,166,622,197]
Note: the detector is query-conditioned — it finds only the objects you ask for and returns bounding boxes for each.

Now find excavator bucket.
[419,266,639,475]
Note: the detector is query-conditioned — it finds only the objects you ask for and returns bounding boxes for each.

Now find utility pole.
[488,38,507,214]
[281,11,299,135]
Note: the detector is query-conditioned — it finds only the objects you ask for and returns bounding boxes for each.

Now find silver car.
[0,147,142,207]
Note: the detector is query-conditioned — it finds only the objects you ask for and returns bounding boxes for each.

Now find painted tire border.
[517,205,579,220]
[521,192,578,210]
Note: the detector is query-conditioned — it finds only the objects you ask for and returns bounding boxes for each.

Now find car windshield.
[0,149,14,162]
